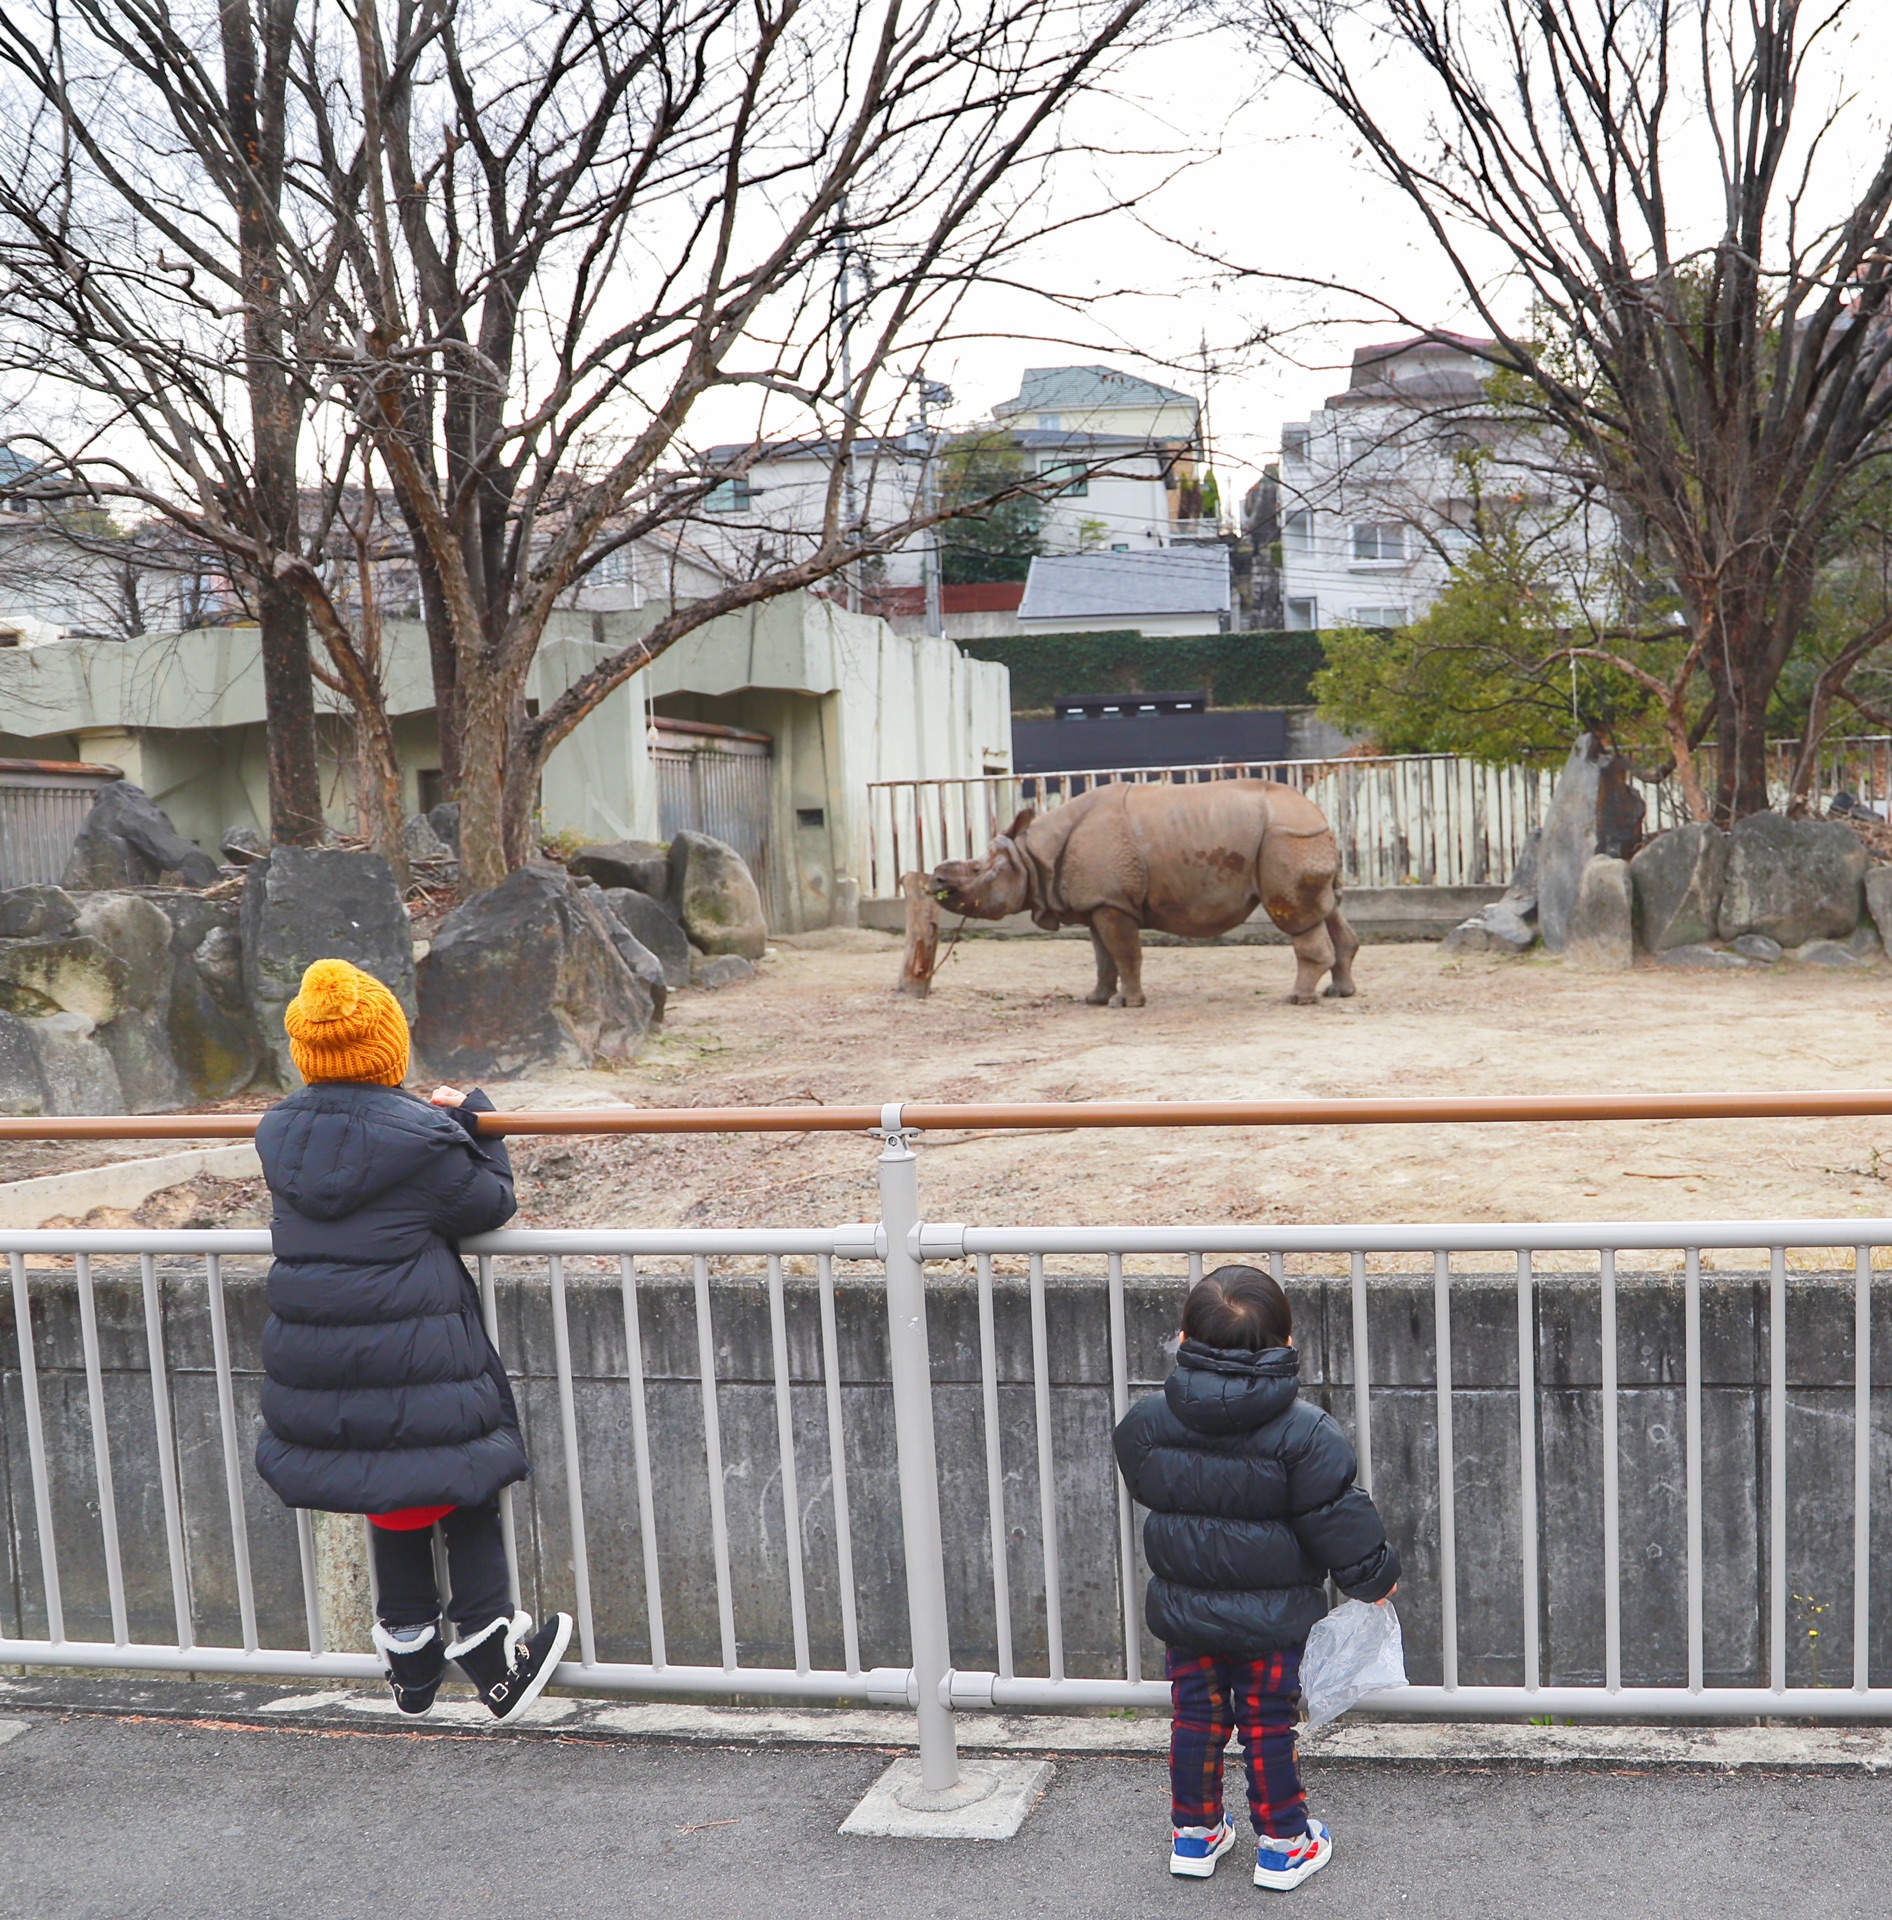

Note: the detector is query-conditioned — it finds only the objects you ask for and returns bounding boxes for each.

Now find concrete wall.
[1,1262,1882,1692]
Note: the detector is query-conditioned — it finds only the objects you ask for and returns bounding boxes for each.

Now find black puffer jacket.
[252,1082,528,1513]
[1113,1339,1397,1658]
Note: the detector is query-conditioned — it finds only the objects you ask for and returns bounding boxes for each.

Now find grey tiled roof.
[1018,549,1230,621]
[995,366,1197,418]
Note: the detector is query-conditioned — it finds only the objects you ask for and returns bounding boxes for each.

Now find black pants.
[370,1502,511,1637]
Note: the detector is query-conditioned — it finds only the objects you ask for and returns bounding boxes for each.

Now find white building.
[1276,333,1611,631]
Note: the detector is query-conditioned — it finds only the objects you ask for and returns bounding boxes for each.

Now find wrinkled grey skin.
[931,781,1359,1006]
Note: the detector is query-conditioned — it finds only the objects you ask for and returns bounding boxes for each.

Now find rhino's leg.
[1085,924,1120,1005]
[1091,908,1145,1007]
[1287,919,1336,1004]
[1323,905,1360,997]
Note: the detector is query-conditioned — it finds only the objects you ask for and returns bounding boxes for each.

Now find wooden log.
[897,870,940,997]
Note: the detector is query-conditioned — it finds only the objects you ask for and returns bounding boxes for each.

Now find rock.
[77,892,189,1108]
[191,925,244,1001]
[1786,938,1865,968]
[220,826,268,865]
[0,1011,47,1113]
[1507,829,1542,899]
[63,780,219,890]
[693,953,755,990]
[668,832,767,960]
[241,848,415,1086]
[1656,944,1748,969]
[1441,901,1536,955]
[0,936,128,1023]
[156,899,259,1102]
[427,802,461,852]
[0,886,78,939]
[1537,735,1645,951]
[23,1011,124,1114]
[569,839,671,898]
[1732,933,1783,964]
[599,887,693,990]
[1846,921,1884,961]
[1562,855,1634,970]
[1717,812,1867,946]
[573,884,666,1026]
[1629,823,1728,953]
[404,813,456,867]
[416,865,655,1079]
[97,1008,186,1111]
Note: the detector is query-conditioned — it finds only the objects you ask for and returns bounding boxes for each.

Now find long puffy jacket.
[252,1082,528,1513]
[1113,1339,1398,1658]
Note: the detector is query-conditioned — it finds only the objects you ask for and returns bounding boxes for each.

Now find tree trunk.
[353,706,411,889]
[258,577,325,844]
[455,668,514,892]
[897,872,940,996]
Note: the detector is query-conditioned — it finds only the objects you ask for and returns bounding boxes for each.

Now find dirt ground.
[36,927,1892,1244]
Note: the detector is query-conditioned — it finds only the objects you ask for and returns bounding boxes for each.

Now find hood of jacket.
[1163,1339,1300,1437]
[256,1083,468,1223]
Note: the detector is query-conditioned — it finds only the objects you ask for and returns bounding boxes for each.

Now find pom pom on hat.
[283,958,410,1087]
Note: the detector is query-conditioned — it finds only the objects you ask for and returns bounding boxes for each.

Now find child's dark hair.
[1181,1264,1292,1350]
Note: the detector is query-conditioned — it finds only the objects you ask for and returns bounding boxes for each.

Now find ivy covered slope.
[958,631,1326,714]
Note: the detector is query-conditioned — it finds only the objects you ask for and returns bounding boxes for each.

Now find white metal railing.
[8,1130,1892,1797]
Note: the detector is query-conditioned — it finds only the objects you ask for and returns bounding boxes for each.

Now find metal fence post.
[875,1102,960,1791]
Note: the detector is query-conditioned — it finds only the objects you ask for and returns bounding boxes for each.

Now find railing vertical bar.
[976,1253,1015,1680]
[295,1510,324,1656]
[765,1255,812,1676]
[546,1254,598,1667]
[1105,1253,1139,1685]
[73,1255,129,1647]
[1856,1244,1872,1693]
[1350,1250,1373,1496]
[1601,1248,1621,1693]
[1517,1250,1539,1691]
[1685,1246,1704,1693]
[618,1256,667,1671]
[693,1253,739,1672]
[474,1257,520,1609]
[814,1253,861,1676]
[138,1253,194,1651]
[1187,1251,1203,1286]
[11,1254,63,1643]
[204,1253,258,1653]
[1434,1248,1457,1693]
[1027,1252,1064,1682]
[1770,1243,1788,1694]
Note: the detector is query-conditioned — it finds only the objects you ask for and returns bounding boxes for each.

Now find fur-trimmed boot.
[373,1619,446,1716]
[447,1610,574,1721]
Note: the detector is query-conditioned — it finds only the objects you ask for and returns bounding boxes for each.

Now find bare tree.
[1241,0,1892,822]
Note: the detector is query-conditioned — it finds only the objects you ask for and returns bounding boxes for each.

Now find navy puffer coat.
[1113,1339,1397,1658]
[252,1082,528,1513]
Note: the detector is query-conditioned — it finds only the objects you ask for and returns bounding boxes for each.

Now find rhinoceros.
[930,779,1358,1005]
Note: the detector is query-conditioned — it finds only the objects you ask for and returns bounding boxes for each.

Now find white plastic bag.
[1300,1598,1407,1728]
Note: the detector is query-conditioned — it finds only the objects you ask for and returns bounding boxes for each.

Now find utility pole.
[912,371,953,638]
[835,208,863,615]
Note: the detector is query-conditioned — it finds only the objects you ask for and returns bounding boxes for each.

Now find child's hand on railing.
[429,1086,468,1108]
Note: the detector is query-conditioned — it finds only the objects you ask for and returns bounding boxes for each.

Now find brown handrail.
[4,1088,1892,1140]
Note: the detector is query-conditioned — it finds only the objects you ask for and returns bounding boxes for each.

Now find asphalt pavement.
[3,1703,1887,1919]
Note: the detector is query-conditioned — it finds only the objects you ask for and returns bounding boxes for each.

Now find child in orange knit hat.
[253,957,572,1720]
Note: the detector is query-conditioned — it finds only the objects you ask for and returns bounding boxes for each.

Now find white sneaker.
[1169,1814,1237,1878]
[1253,1817,1332,1890]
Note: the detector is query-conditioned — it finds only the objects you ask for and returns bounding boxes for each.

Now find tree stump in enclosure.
[897,872,939,997]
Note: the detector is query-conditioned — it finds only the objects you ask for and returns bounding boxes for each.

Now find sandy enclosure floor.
[39,927,1892,1260]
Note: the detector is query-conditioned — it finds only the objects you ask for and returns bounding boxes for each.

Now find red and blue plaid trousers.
[1167,1646,1307,1839]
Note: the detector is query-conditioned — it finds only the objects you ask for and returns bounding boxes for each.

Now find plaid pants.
[1167,1646,1307,1839]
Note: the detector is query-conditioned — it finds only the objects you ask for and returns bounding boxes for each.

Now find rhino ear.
[1002,806,1036,839]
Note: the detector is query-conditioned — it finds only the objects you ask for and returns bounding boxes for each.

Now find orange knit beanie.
[283,958,411,1087]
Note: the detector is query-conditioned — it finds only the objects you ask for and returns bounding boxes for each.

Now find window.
[1286,597,1318,630]
[1281,428,1309,461]
[703,476,754,513]
[1036,412,1063,430]
[1038,459,1088,497]
[1350,605,1405,629]
[1351,521,1405,563]
[796,807,826,829]
[1282,510,1313,554]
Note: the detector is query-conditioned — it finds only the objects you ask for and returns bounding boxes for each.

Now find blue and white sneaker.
[1253,1818,1332,1891]
[1170,1815,1237,1878]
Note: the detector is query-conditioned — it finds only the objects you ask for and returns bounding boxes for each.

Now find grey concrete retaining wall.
[1,1263,1882,1692]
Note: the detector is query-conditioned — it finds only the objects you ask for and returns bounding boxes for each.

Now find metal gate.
[653,720,772,914]
[0,759,121,887]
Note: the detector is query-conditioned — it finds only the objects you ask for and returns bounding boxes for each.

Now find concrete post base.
[839,1756,1054,1840]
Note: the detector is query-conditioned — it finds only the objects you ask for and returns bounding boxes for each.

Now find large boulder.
[1716,813,1867,947]
[24,1012,124,1114]
[572,883,667,1026]
[241,848,415,1086]
[668,831,767,960]
[1630,823,1729,953]
[1562,855,1634,970]
[0,936,128,1023]
[0,886,78,939]
[77,892,185,1109]
[1536,736,1646,952]
[1441,899,1537,956]
[569,839,671,898]
[404,812,456,868]
[1865,867,1892,953]
[0,1012,46,1114]
[600,886,693,990]
[427,802,461,852]
[416,865,655,1079]
[63,780,219,890]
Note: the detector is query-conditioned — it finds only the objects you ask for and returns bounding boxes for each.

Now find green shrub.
[958,630,1325,714]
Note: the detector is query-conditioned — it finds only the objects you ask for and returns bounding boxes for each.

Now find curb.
[0,1144,260,1227]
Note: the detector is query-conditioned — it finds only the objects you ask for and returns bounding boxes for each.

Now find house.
[0,592,1008,933]
[1015,548,1231,636]
[1275,333,1611,631]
